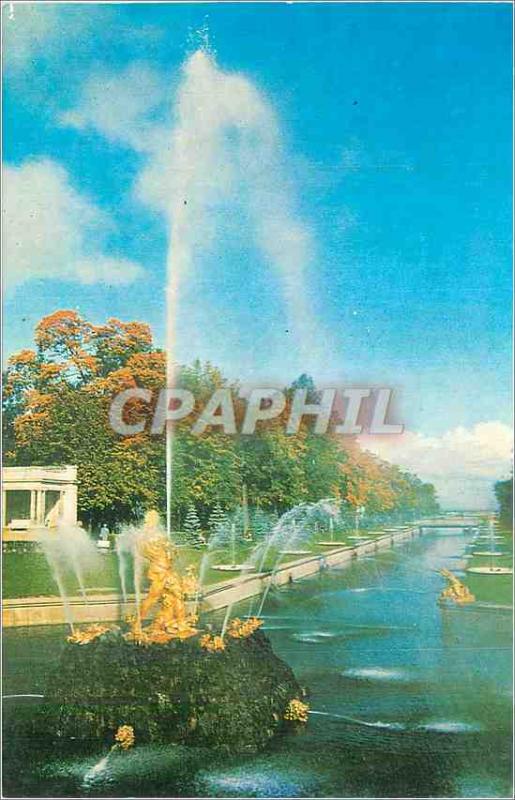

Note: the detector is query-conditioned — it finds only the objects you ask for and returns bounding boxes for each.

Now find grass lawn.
[2,525,407,600]
[464,527,513,607]
[2,551,123,599]
[2,527,382,599]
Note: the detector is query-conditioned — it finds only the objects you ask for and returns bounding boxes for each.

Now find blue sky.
[2,3,513,506]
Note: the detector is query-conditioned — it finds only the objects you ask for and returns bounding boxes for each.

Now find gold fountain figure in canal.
[438,568,475,605]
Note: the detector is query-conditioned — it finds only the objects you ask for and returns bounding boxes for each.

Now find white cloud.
[2,158,143,289]
[2,5,160,76]
[360,422,513,510]
[58,63,169,154]
[74,257,142,286]
[2,4,92,73]
[2,4,57,70]
[60,51,328,370]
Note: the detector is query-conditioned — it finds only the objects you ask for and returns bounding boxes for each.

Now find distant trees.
[494,477,513,529]
[208,503,227,535]
[251,508,275,540]
[3,309,440,529]
[183,504,205,548]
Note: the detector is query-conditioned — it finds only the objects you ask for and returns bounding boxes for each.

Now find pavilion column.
[61,485,78,525]
[30,490,36,524]
[36,490,45,525]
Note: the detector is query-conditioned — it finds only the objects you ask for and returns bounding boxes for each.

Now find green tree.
[10,385,162,529]
[251,508,275,540]
[494,477,513,529]
[208,503,227,535]
[183,504,204,548]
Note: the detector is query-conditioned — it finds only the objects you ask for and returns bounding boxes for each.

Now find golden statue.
[68,623,112,645]
[126,531,199,644]
[438,568,475,605]
[113,725,135,751]
[199,633,226,652]
[226,617,263,639]
[284,698,310,723]
[68,511,198,646]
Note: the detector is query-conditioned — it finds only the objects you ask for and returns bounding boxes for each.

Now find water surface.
[3,529,513,797]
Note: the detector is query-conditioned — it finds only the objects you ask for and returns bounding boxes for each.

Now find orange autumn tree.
[3,311,245,527]
[334,434,435,524]
[340,442,396,513]
[32,310,157,387]
[3,310,166,527]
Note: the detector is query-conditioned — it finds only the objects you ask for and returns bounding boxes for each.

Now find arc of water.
[52,561,75,634]
[69,547,88,602]
[246,517,285,618]
[38,524,102,633]
[193,544,214,619]
[231,522,236,568]
[117,547,128,606]
[213,517,249,635]
[133,549,143,629]
[82,754,111,788]
[256,523,302,616]
[221,603,233,639]
[253,498,342,617]
[246,503,312,617]
[256,520,301,617]
[309,709,405,731]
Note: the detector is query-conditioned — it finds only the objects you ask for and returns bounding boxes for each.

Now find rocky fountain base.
[35,514,306,755]
[37,624,304,754]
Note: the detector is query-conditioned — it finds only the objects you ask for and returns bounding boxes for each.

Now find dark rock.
[37,628,303,754]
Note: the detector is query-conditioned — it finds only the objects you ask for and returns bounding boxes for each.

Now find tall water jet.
[319,508,346,546]
[163,47,327,533]
[466,516,512,576]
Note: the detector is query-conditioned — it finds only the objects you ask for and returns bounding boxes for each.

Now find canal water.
[3,529,513,797]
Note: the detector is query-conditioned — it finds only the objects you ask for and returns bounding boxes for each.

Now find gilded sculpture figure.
[69,511,199,646]
[126,533,199,644]
[438,568,475,605]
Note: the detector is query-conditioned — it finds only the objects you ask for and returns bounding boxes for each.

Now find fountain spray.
[37,523,101,633]
[163,47,329,537]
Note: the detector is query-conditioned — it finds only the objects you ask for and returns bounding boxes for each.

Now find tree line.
[3,310,440,530]
[494,477,513,529]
